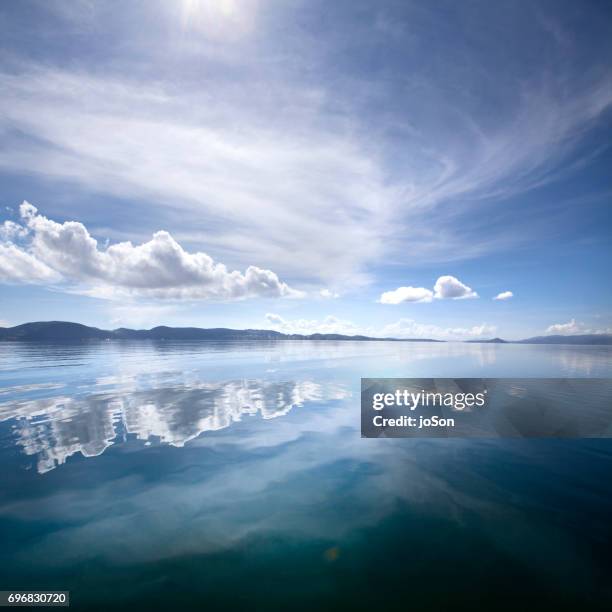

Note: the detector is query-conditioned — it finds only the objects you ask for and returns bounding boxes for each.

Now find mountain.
[0,321,112,341]
[113,326,286,341]
[515,334,612,345]
[467,334,612,345]
[0,321,441,343]
[1,322,610,345]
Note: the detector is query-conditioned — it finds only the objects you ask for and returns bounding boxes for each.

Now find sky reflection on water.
[1,341,610,473]
[0,341,611,610]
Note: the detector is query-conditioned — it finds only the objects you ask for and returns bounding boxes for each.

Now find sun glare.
[180,0,249,37]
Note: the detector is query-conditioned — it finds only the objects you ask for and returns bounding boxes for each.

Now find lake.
[1,340,611,610]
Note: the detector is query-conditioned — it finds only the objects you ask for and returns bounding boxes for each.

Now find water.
[0,340,611,611]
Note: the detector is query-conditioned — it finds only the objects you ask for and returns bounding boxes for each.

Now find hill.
[1,322,610,345]
[515,334,612,345]
[0,321,440,343]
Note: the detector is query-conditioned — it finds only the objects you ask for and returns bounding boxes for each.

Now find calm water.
[0,340,611,611]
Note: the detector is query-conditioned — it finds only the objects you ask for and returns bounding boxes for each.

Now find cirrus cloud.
[0,202,302,301]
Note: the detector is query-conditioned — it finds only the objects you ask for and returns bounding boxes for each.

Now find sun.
[180,0,247,36]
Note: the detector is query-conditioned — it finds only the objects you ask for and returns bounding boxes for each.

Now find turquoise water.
[0,341,611,610]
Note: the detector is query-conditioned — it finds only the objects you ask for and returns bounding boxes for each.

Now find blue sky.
[0,0,611,339]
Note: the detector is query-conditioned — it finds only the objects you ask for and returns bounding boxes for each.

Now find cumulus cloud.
[2,0,612,290]
[0,68,392,287]
[433,275,478,299]
[545,319,612,335]
[380,275,477,304]
[265,313,495,340]
[0,220,28,241]
[264,313,363,336]
[493,291,513,301]
[547,319,581,334]
[0,202,301,301]
[0,243,59,283]
[379,286,433,304]
[380,319,495,340]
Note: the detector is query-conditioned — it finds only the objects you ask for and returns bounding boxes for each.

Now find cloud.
[380,275,477,304]
[109,304,181,328]
[380,319,496,340]
[0,68,392,287]
[1,18,612,289]
[545,319,612,335]
[433,275,478,299]
[547,319,581,334]
[265,313,362,336]
[319,289,340,299]
[0,243,59,283]
[265,313,495,341]
[0,220,28,241]
[493,291,513,301]
[379,286,433,304]
[0,202,301,301]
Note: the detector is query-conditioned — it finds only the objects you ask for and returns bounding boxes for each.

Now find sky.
[0,0,611,340]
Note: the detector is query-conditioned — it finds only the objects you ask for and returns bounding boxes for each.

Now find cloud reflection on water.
[1,379,350,473]
[0,341,610,586]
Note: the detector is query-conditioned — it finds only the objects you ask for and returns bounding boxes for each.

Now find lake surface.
[1,340,611,610]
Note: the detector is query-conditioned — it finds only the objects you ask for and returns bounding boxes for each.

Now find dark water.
[0,341,611,611]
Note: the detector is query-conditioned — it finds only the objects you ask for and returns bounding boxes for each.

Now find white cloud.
[547,319,581,334]
[265,313,495,341]
[380,319,496,340]
[0,68,392,287]
[493,291,513,301]
[379,286,433,304]
[0,220,28,241]
[264,313,285,326]
[109,304,181,328]
[1,46,611,287]
[265,313,362,336]
[319,289,339,299]
[545,319,612,335]
[433,275,478,300]
[0,243,59,283]
[380,275,477,304]
[0,202,301,301]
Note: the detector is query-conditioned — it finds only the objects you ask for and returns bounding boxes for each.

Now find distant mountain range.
[0,321,439,343]
[467,335,612,345]
[0,321,611,345]
[514,334,612,345]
